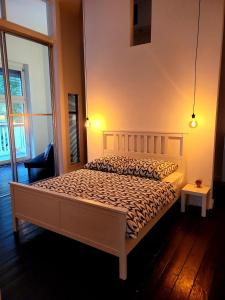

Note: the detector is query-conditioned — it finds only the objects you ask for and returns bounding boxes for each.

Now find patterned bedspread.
[33,169,176,239]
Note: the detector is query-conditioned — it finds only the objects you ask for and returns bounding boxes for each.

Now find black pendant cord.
[192,0,201,117]
[83,2,89,121]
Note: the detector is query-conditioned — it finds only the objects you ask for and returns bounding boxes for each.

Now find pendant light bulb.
[85,117,90,128]
[189,113,198,128]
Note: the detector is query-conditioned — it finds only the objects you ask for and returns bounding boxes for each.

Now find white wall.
[84,0,224,189]
[6,34,53,156]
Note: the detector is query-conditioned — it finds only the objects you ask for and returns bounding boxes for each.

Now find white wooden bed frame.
[10,131,186,280]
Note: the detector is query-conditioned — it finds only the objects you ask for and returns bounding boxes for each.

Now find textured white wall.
[84,0,224,188]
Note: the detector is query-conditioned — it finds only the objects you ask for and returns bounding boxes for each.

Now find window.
[0,65,30,163]
[132,0,152,46]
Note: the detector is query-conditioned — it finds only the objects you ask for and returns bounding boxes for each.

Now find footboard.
[10,182,128,279]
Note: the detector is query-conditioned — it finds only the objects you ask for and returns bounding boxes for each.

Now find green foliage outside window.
[0,68,23,97]
[0,68,24,125]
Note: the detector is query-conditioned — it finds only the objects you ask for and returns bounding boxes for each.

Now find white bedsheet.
[162,171,185,196]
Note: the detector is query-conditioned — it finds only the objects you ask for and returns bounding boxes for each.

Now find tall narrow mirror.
[68,94,80,164]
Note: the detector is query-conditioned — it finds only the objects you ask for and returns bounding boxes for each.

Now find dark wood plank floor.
[0,163,53,197]
[1,189,225,299]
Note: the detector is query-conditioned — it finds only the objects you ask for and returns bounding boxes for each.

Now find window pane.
[6,34,52,114]
[0,103,24,127]
[0,69,23,96]
[0,103,6,123]
[0,73,4,95]
[9,70,23,96]
[28,115,54,159]
[12,103,24,124]
[6,0,48,35]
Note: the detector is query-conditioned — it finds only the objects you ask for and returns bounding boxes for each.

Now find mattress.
[33,169,176,239]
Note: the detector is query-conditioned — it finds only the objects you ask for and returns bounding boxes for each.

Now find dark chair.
[24,143,55,180]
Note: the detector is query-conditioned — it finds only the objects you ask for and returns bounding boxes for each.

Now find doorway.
[0,32,56,197]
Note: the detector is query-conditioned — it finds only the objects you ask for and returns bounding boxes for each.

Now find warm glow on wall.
[92,119,99,129]
[88,114,106,131]
[0,115,5,121]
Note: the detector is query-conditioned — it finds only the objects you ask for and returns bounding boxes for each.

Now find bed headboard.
[103,131,186,172]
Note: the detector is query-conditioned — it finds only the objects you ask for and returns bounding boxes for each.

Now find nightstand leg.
[181,193,186,213]
[201,195,207,217]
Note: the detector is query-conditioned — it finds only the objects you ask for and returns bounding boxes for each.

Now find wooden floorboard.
[139,214,191,296]
[168,216,216,300]
[148,216,200,299]
[188,220,221,300]
[0,163,52,197]
[1,183,225,299]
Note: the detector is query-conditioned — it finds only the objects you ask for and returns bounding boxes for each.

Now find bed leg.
[10,186,19,233]
[119,253,127,280]
[13,216,19,233]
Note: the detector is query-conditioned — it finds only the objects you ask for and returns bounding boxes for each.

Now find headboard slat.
[102,131,186,173]
[144,135,148,153]
[124,134,128,152]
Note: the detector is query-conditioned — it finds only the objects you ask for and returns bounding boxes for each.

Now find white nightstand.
[181,184,211,217]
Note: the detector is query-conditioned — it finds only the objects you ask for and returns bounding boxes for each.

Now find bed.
[10,131,186,280]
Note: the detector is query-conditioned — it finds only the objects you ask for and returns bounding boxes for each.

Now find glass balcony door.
[7,34,55,184]
[0,31,55,195]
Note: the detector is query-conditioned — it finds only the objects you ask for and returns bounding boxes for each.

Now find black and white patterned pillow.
[84,156,178,180]
[150,160,178,180]
[120,158,177,180]
[84,156,128,174]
